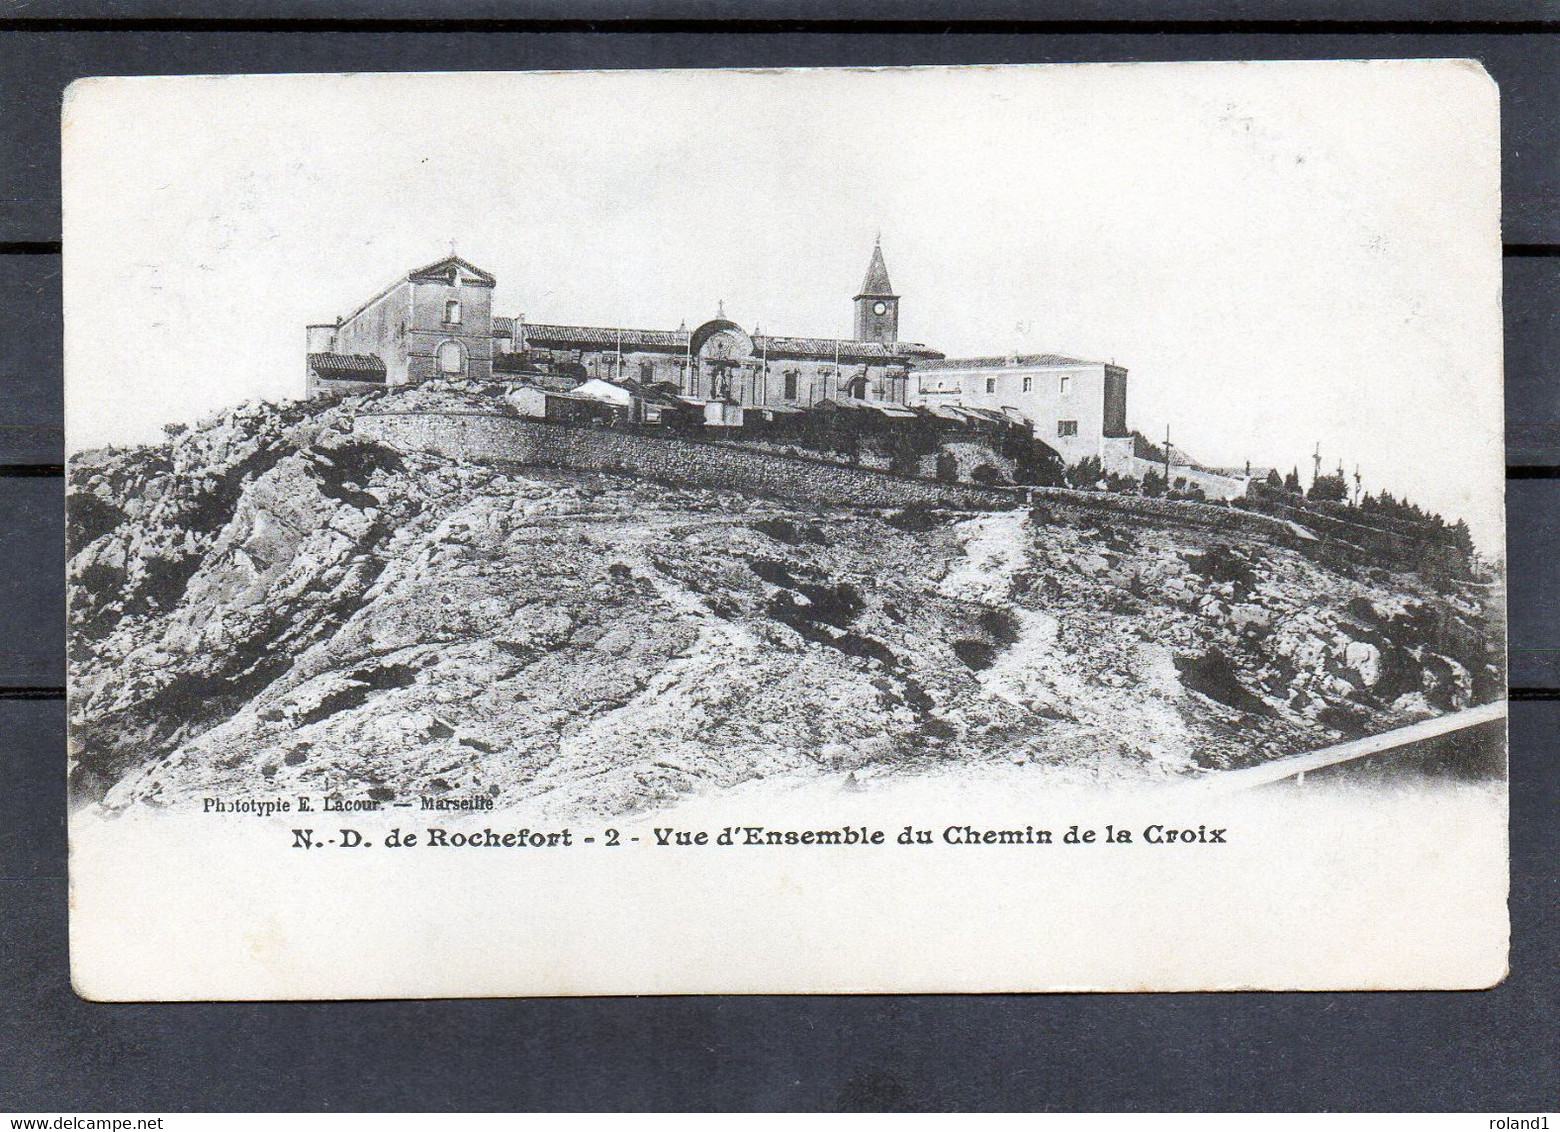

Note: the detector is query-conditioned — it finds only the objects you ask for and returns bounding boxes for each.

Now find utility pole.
[1163,424,1172,490]
[1353,463,1363,506]
[1311,442,1322,489]
[758,326,768,407]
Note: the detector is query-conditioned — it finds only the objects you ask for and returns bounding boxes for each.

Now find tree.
[1013,439,1067,487]
[1142,469,1166,497]
[886,431,923,476]
[1104,471,1137,493]
[934,451,959,483]
[1264,468,1282,488]
[1284,466,1302,494]
[1065,455,1103,490]
[1307,473,1349,503]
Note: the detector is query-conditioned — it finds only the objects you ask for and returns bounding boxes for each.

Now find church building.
[491,238,942,409]
[306,256,496,397]
[308,241,942,408]
[305,240,1132,470]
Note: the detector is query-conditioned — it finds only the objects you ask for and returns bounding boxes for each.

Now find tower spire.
[856,239,895,299]
[853,236,900,344]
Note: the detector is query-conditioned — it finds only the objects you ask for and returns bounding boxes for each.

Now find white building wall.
[914,360,1113,465]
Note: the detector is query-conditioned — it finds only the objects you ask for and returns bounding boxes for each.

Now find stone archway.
[690,319,754,402]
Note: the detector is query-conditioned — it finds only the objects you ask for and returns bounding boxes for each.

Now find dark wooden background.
[2,9,1556,1111]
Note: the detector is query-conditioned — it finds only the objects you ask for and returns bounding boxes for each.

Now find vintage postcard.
[63,62,1507,999]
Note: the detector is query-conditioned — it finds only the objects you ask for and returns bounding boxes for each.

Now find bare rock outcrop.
[68,387,1505,815]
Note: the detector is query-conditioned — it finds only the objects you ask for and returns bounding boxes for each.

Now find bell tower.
[853,236,900,344]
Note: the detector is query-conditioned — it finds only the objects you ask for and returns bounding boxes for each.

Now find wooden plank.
[1505,257,1560,467]
[1182,700,1508,793]
[1509,479,1560,688]
[0,254,62,465]
[0,476,63,689]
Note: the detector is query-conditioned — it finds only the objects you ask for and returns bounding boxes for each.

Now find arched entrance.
[436,339,467,377]
[689,318,755,402]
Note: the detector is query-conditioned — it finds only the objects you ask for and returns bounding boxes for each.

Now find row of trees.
[1257,467,1473,554]
[1261,465,1350,503]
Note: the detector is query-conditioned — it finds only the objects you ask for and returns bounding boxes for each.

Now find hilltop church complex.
[306,241,1136,470]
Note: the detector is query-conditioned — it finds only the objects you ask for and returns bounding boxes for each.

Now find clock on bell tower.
[853,236,900,344]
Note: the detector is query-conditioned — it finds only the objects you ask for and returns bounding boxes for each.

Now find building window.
[985,377,997,394]
[640,361,654,383]
[1059,374,1071,394]
[784,371,798,401]
[444,299,462,325]
[1022,376,1033,393]
[437,341,464,374]
[1057,420,1078,437]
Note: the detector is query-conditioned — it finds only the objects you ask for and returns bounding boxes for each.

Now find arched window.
[445,299,462,325]
[437,341,465,374]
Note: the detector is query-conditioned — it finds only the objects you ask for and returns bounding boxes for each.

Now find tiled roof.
[492,317,514,337]
[921,404,1018,426]
[521,323,690,350]
[916,353,1095,371]
[754,335,938,362]
[517,321,943,362]
[820,396,920,418]
[308,353,387,380]
[406,255,496,285]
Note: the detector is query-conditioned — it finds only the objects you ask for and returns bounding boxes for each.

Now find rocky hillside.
[68,385,1504,817]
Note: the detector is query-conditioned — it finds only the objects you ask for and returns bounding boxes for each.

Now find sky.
[62,62,1504,549]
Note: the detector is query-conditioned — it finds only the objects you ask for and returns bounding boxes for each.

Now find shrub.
[1012,439,1067,487]
[66,492,127,552]
[1174,649,1270,715]
[1066,456,1103,490]
[1185,544,1256,591]
[885,505,946,533]
[952,638,999,671]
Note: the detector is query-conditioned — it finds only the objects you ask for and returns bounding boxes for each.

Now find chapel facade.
[491,238,941,409]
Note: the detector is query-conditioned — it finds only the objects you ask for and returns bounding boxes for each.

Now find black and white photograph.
[61,62,1508,999]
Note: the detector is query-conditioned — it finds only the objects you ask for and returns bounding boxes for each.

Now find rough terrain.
[67,386,1504,817]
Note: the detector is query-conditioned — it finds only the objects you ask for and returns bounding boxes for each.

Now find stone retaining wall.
[1028,486,1310,545]
[351,411,1345,555]
[352,411,1024,511]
